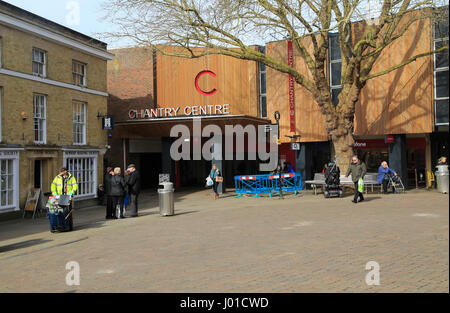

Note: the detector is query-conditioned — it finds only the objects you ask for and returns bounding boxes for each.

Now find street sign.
[291,142,301,150]
[102,116,114,130]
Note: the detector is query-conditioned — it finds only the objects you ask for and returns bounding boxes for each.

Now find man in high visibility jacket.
[51,167,78,196]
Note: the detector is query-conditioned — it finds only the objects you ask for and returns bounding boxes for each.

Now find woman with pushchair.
[377,161,398,194]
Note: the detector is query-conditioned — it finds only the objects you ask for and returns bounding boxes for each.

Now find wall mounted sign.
[102,116,114,130]
[128,104,230,119]
[288,41,295,133]
[195,70,217,96]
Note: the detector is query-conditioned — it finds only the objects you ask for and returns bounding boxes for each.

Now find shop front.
[353,136,428,188]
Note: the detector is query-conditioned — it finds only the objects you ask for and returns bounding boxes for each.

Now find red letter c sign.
[195,70,217,96]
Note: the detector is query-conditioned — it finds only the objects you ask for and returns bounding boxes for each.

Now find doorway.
[34,159,42,189]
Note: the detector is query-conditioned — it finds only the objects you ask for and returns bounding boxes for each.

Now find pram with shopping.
[46,194,74,232]
[323,160,343,198]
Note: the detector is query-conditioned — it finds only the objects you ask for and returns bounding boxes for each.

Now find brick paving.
[0,189,448,293]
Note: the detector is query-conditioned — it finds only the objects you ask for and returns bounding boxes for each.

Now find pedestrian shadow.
[360,197,382,202]
[172,210,198,216]
[0,238,52,253]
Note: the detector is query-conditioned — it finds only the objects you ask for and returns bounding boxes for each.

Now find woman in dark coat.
[109,167,126,219]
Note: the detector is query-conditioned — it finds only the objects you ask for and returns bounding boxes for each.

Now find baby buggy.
[324,161,343,198]
[46,194,74,233]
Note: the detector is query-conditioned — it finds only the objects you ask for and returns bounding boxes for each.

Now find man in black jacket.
[104,167,114,219]
[125,164,141,217]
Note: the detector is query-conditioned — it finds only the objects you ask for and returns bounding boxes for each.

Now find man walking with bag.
[125,164,141,217]
[345,155,367,203]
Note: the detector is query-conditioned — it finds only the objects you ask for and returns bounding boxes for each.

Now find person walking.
[104,167,114,219]
[209,164,222,200]
[125,164,141,217]
[345,155,367,203]
[377,161,397,193]
[110,167,126,219]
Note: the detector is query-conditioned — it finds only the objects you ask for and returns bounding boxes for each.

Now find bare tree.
[102,0,448,170]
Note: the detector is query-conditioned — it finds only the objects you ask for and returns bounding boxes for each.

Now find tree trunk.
[327,85,360,174]
[331,130,355,174]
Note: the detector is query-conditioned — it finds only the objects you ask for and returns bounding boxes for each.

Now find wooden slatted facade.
[265,15,435,143]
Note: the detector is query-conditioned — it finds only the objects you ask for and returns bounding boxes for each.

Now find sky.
[2,0,124,48]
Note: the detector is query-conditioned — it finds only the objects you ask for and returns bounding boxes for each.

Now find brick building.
[0,1,114,217]
[107,9,448,191]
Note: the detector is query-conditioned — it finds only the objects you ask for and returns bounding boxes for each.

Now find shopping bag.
[358,178,364,193]
[205,176,213,187]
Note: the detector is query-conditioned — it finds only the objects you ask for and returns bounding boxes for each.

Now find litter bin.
[158,182,174,216]
[435,165,449,194]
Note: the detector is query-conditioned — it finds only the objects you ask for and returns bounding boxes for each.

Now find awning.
[112,115,271,139]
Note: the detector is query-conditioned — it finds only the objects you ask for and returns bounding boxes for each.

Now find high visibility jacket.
[51,173,78,196]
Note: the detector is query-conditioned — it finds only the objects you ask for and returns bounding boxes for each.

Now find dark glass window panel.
[331,62,342,86]
[259,62,266,72]
[329,33,341,61]
[435,21,449,39]
[331,88,342,107]
[436,70,449,98]
[260,72,266,94]
[435,99,449,124]
[435,40,449,68]
[260,96,267,118]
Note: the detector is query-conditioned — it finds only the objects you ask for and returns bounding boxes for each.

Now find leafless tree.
[102,0,448,170]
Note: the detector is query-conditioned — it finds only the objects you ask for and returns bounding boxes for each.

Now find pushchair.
[46,194,74,233]
[323,161,343,198]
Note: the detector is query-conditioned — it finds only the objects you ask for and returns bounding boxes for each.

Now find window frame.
[433,21,449,126]
[63,151,98,200]
[258,46,267,118]
[72,60,87,87]
[33,93,47,144]
[32,48,47,78]
[329,32,343,107]
[73,100,87,145]
[0,152,20,212]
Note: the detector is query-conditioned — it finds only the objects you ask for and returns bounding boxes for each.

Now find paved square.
[0,189,448,292]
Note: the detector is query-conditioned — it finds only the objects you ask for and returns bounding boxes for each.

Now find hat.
[106,167,113,172]
[60,167,68,172]
[127,164,136,169]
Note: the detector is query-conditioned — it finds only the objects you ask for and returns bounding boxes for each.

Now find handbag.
[358,178,364,193]
[215,176,223,183]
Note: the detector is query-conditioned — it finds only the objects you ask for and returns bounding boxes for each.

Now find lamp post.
[274,111,283,199]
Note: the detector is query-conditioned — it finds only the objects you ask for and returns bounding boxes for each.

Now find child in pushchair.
[324,161,343,198]
[47,194,73,233]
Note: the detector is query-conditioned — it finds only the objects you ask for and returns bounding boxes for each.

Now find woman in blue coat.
[378,161,397,193]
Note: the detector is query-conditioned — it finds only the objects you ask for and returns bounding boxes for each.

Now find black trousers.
[111,196,124,217]
[354,182,364,202]
[212,182,219,193]
[128,194,139,217]
[106,195,113,218]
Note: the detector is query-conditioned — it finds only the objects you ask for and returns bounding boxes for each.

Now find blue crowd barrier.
[234,173,302,198]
